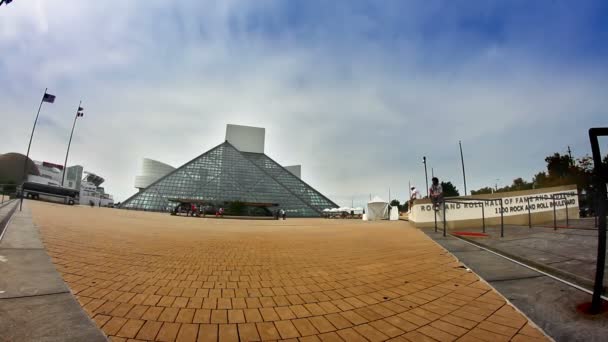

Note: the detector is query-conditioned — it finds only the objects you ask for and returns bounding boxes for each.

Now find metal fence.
[433,192,579,238]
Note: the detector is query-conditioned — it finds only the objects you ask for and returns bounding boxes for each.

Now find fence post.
[500,199,504,238]
[481,202,486,233]
[553,195,557,230]
[443,202,447,237]
[565,196,569,227]
[434,209,437,233]
[527,196,532,228]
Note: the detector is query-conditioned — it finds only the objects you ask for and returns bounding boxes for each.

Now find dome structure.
[0,152,40,183]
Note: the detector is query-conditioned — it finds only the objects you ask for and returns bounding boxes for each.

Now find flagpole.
[62,100,81,187]
[20,88,48,211]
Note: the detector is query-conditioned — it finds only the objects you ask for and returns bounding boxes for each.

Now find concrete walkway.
[0,201,107,342]
[423,228,608,342]
[446,224,607,290]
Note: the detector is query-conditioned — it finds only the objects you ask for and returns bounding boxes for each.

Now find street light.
[423,156,429,197]
[61,101,84,187]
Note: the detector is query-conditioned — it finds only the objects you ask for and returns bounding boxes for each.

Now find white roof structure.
[366,196,389,221]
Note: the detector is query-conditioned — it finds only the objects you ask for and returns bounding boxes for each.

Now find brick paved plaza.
[31,201,548,342]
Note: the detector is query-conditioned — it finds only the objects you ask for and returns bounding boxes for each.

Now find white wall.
[410,188,578,226]
[225,124,265,153]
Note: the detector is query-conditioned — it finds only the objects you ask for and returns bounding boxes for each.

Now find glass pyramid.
[121,141,338,216]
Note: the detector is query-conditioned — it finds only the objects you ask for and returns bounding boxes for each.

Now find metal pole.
[20,88,48,211]
[527,197,532,228]
[459,140,467,196]
[443,202,446,237]
[62,101,81,187]
[500,199,504,238]
[423,157,429,197]
[589,127,607,314]
[481,202,485,233]
[434,209,437,233]
[565,197,569,227]
[553,196,557,230]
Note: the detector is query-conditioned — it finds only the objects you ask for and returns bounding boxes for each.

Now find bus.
[20,181,80,205]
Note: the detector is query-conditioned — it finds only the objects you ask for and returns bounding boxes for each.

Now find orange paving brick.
[136,320,163,340]
[176,323,199,342]
[237,323,260,341]
[156,322,181,342]
[28,201,550,342]
[218,324,239,342]
[197,324,218,342]
[256,322,281,340]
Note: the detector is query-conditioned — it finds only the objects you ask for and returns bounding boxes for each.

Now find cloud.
[1,0,607,206]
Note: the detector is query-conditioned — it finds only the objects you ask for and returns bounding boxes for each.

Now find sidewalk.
[444,222,607,290]
[422,228,608,342]
[0,202,107,342]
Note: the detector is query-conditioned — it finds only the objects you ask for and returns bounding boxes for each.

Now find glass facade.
[121,142,338,216]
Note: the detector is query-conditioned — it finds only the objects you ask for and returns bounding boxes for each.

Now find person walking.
[409,186,420,212]
[429,177,444,211]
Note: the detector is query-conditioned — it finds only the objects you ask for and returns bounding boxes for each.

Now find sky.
[1,0,607,206]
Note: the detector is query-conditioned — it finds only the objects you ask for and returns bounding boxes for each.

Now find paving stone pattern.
[30,201,548,342]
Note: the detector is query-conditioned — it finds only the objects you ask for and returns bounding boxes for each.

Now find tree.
[441,181,460,197]
[471,187,493,195]
[390,199,403,211]
[545,153,573,179]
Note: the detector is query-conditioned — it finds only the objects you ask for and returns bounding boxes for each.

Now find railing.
[434,191,578,238]
[524,192,578,230]
[434,197,504,238]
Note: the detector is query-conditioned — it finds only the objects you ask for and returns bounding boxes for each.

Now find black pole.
[589,127,607,314]
[553,196,557,230]
[62,101,81,187]
[443,202,447,237]
[527,196,532,228]
[481,202,485,233]
[423,157,429,197]
[20,88,48,211]
[434,209,437,232]
[459,140,467,196]
[500,199,504,238]
[565,197,569,227]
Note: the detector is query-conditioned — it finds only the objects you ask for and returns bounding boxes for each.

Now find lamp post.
[62,101,84,187]
[460,140,468,196]
[423,156,429,197]
[20,89,55,211]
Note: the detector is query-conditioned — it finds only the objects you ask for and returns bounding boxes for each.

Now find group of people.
[409,177,444,212]
[275,208,286,220]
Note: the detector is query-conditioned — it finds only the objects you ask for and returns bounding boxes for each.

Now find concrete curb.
[0,202,107,342]
[452,233,607,294]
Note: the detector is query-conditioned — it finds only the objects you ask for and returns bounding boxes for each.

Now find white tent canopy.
[366,196,389,221]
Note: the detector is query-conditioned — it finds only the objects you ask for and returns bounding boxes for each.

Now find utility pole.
[567,145,573,165]
[460,140,468,196]
[423,156,429,197]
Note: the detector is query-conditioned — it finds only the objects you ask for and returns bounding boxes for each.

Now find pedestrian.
[281,209,286,220]
[409,186,420,212]
[429,177,444,211]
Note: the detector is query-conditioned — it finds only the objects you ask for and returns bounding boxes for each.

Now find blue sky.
[1,0,607,205]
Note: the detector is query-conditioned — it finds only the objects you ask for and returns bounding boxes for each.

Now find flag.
[42,92,56,103]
